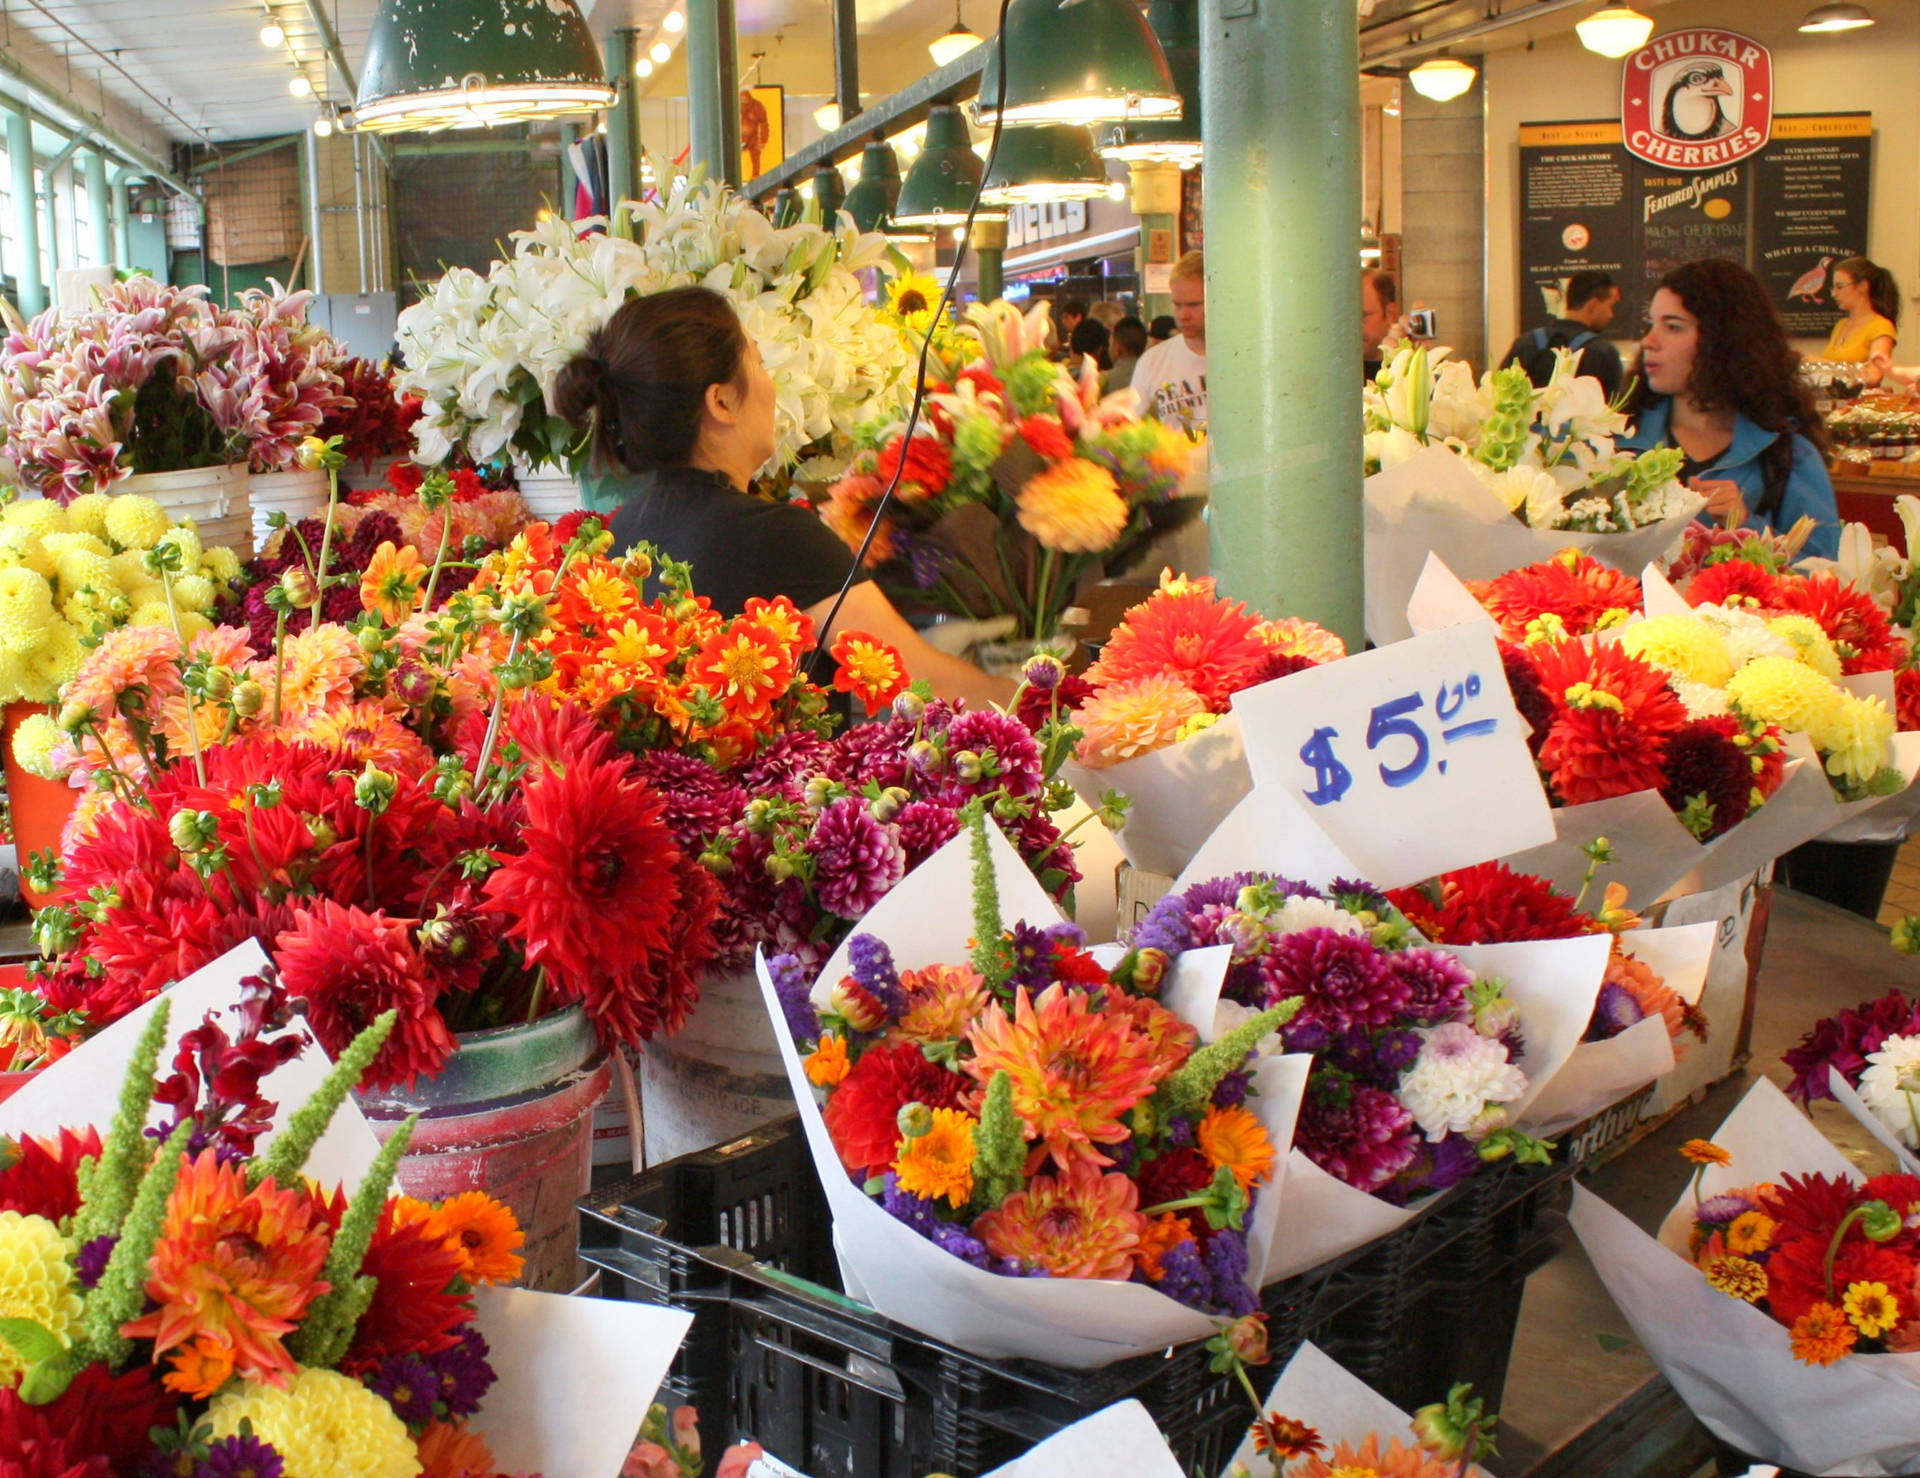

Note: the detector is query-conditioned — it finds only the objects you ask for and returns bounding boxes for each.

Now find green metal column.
[686,0,741,186]
[1201,0,1362,641]
[6,109,44,317]
[970,216,1004,303]
[604,32,637,205]
[83,150,111,268]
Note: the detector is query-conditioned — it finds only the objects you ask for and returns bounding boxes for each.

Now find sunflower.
[884,271,944,332]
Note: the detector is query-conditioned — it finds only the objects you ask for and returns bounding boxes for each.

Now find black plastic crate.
[1711,1435,1811,1477]
[578,1118,1380,1477]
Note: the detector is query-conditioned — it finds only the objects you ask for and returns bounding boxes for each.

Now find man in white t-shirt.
[1129,250,1206,436]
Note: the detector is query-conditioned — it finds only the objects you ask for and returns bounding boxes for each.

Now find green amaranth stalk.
[247,1009,396,1190]
[71,999,171,1249]
[287,1114,417,1369]
[73,1120,193,1372]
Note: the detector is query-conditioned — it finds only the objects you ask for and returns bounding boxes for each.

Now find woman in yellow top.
[1825,256,1899,385]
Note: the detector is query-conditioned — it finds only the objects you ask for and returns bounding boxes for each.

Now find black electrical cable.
[805,0,1015,682]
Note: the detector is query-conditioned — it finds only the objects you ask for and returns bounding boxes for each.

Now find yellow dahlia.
[1824,694,1895,788]
[156,523,202,569]
[0,1211,82,1388]
[64,492,112,538]
[128,600,174,630]
[893,1107,977,1209]
[1725,656,1844,741]
[104,494,169,551]
[1015,460,1128,554]
[9,712,63,780]
[51,546,114,600]
[1766,614,1843,681]
[202,544,243,583]
[172,572,217,612]
[2,500,63,538]
[1618,615,1734,688]
[208,1366,421,1478]
[1073,673,1208,768]
[1260,616,1349,664]
[0,568,54,655]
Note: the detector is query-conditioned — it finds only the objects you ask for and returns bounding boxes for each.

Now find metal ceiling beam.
[1360,0,1592,68]
[0,47,196,198]
[299,0,357,98]
[189,134,301,174]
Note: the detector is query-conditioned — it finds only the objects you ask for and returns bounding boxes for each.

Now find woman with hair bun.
[1621,258,1839,560]
[1825,255,1899,384]
[553,285,1010,707]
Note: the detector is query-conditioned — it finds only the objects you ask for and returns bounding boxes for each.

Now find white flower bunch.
[1857,1032,1920,1147]
[1365,344,1698,533]
[395,179,915,476]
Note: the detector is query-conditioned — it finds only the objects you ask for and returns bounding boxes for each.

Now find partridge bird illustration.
[1660,63,1736,141]
[1788,256,1836,303]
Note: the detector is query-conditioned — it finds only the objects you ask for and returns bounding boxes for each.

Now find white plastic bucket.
[636,966,794,1166]
[512,460,582,525]
[248,469,331,551]
[194,515,255,561]
[340,455,405,495]
[118,464,251,528]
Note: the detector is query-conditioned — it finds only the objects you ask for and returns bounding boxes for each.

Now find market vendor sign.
[1622,28,1772,170]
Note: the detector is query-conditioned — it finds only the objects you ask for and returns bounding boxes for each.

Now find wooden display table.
[1830,461,1920,550]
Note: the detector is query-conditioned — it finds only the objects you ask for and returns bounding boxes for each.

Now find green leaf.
[0,1317,64,1367]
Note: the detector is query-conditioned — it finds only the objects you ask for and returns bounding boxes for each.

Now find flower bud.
[907,739,941,774]
[357,624,385,654]
[168,809,216,852]
[765,852,797,882]
[803,774,838,810]
[1472,997,1520,1041]
[1468,1104,1511,1141]
[892,690,927,723]
[1126,947,1169,997]
[56,700,93,735]
[295,436,328,471]
[871,786,910,823]
[829,977,887,1033]
[954,749,984,783]
[896,1102,933,1139]
[620,549,654,583]
[1020,653,1064,691]
[354,765,397,813]
[1861,1199,1903,1243]
[417,911,473,960]
[307,817,339,851]
[231,680,265,718]
[743,798,776,833]
[1220,910,1269,961]
[279,566,319,608]
[1224,1313,1271,1367]
[200,666,234,703]
[670,1406,700,1459]
[697,847,733,876]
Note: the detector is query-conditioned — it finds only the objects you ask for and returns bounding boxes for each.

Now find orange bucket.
[1,702,77,908]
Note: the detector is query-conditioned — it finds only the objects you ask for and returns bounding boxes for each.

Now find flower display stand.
[120,463,252,559]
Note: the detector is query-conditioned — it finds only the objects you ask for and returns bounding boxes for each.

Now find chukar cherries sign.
[1622,28,1772,170]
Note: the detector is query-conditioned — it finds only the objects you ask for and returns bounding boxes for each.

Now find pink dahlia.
[1262,928,1408,1032]
[809,798,906,919]
[1295,1084,1418,1192]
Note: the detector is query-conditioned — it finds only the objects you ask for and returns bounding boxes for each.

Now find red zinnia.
[1777,575,1904,674]
[875,432,953,503]
[1685,560,1784,611]
[0,1128,102,1222]
[275,899,453,1090]
[822,1041,968,1179]
[342,1204,473,1370]
[1528,640,1687,805]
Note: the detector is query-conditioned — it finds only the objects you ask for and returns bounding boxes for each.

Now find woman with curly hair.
[1621,258,1839,559]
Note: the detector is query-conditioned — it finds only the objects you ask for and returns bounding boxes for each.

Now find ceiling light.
[1407,57,1476,102]
[313,114,334,137]
[812,163,846,221]
[1575,6,1655,56]
[895,104,1006,226]
[1096,0,1201,167]
[929,0,983,67]
[979,123,1111,206]
[973,0,1180,127]
[663,9,686,31]
[1105,179,1127,200]
[289,73,314,98]
[355,0,615,133]
[1799,1,1874,29]
[259,19,286,47]
[843,141,904,232]
[813,101,841,131]
[952,226,967,244]
[649,41,671,63]
[636,57,655,77]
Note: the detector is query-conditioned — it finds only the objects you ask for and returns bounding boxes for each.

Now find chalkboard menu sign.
[1518,114,1870,338]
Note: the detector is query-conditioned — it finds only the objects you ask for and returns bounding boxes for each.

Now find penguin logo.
[1621,28,1772,169]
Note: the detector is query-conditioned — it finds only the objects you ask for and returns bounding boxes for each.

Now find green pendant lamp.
[770,186,803,228]
[356,0,614,133]
[979,123,1110,207]
[810,163,847,222]
[1097,0,1201,167]
[843,141,904,231]
[894,104,1007,227]
[973,0,1180,127]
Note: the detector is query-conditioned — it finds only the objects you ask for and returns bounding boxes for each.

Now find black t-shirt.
[598,466,871,618]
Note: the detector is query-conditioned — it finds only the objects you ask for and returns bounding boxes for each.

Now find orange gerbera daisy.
[121,1150,332,1396]
[964,983,1174,1171]
[972,1161,1147,1279]
[1198,1104,1276,1191]
[892,1107,977,1209]
[415,1419,499,1478]
[359,540,428,625]
[831,631,911,711]
[416,1191,526,1286]
[1789,1301,1858,1366]
[1681,1138,1732,1167]
[686,620,795,717]
[1089,578,1272,709]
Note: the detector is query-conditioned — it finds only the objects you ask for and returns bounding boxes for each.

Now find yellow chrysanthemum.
[40,531,107,562]
[1765,614,1843,681]
[207,1366,420,1478]
[128,600,175,631]
[2,499,65,539]
[1175,711,1221,742]
[156,523,203,571]
[893,1107,977,1209]
[0,1211,83,1388]
[172,573,216,612]
[1725,656,1845,741]
[1618,615,1734,689]
[200,545,242,583]
[0,651,31,706]
[52,548,115,602]
[63,492,111,538]
[1824,694,1895,788]
[0,568,55,655]
[107,550,151,588]
[8,712,63,781]
[24,622,84,694]
[173,610,212,642]
[104,494,169,551]
[1015,460,1128,554]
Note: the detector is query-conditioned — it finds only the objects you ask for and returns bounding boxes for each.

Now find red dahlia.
[0,1128,101,1223]
[342,1205,472,1370]
[1777,575,1903,674]
[1385,862,1596,944]
[822,1041,968,1179]
[1529,640,1687,805]
[1684,560,1784,611]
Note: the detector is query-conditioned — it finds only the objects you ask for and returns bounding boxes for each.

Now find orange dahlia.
[554,563,640,636]
[1089,580,1272,709]
[1528,639,1687,805]
[1260,616,1349,665]
[291,698,433,774]
[416,1420,499,1478]
[686,621,796,719]
[1015,460,1128,554]
[1295,1433,1456,1478]
[1073,673,1208,768]
[964,983,1174,1171]
[743,595,816,651]
[359,540,428,625]
[253,622,363,725]
[121,1150,332,1396]
[1685,560,1783,611]
[972,1161,1147,1279]
[896,963,991,1042]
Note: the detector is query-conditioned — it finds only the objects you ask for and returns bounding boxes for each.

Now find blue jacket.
[1619,399,1840,560]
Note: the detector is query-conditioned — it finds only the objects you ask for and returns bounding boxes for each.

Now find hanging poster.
[1621,28,1773,170]
[1517,115,1870,338]
[741,85,784,183]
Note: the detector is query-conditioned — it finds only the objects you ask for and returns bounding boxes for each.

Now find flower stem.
[272,608,287,727]
[526,967,547,1026]
[422,505,455,610]
[470,630,523,793]
[310,464,341,628]
[1824,1204,1868,1302]
[159,570,206,787]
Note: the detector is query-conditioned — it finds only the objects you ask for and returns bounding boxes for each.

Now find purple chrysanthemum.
[1156,1237,1211,1310]
[767,952,819,1043]
[370,1352,440,1426]
[1586,981,1646,1042]
[1387,1132,1482,1204]
[1695,1191,1759,1225]
[1371,1028,1425,1079]
[1295,1083,1418,1192]
[1264,928,1408,1030]
[195,1435,285,1478]
[1204,1230,1258,1316]
[1133,872,1315,956]
[431,1326,497,1419]
[895,799,963,867]
[810,797,907,918]
[1391,947,1474,1026]
[75,1233,116,1290]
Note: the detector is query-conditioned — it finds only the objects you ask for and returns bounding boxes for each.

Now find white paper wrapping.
[1060,714,1253,878]
[981,1400,1187,1478]
[1571,1078,1920,1476]
[1363,445,1699,646]
[1222,1340,1493,1478]
[1828,1065,1920,1177]
[758,821,1309,1368]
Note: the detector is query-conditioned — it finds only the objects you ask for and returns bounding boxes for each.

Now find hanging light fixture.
[1798,1,1874,30]
[636,56,655,78]
[288,72,314,98]
[895,103,1005,226]
[1406,57,1476,103]
[313,112,334,137]
[929,0,984,66]
[355,0,615,133]
[974,0,1180,127]
[1575,6,1655,56]
[259,15,286,48]
[813,101,842,131]
[843,140,904,232]
[811,163,847,221]
[979,123,1111,206]
[1096,0,1201,168]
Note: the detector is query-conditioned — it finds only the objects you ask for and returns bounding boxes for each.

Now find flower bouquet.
[1050,573,1348,877]
[1572,1078,1920,1475]
[1362,344,1702,644]
[319,356,422,478]
[756,808,1314,1366]
[820,299,1197,648]
[1386,861,1715,1136]
[396,178,912,477]
[1784,989,1920,1170]
[1132,864,1589,1279]
[0,939,694,1478]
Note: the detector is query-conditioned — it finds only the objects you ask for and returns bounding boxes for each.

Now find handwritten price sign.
[1230,621,1553,888]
